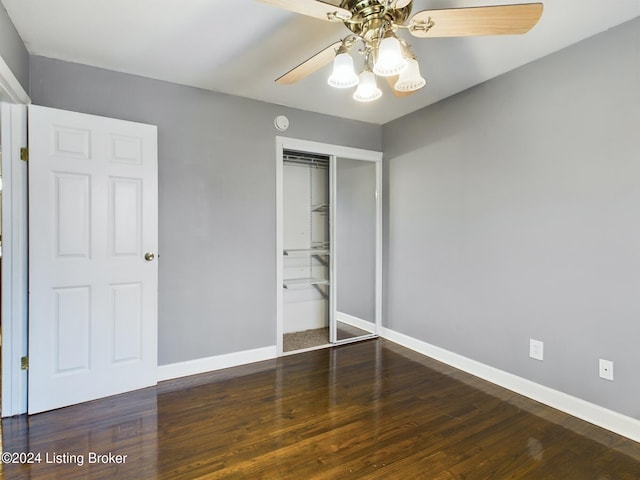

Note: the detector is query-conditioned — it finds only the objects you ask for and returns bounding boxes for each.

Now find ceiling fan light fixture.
[353,70,382,102]
[394,57,426,92]
[327,51,359,88]
[373,34,408,77]
[268,0,546,103]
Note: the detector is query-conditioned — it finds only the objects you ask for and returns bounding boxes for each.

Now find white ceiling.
[3,0,639,124]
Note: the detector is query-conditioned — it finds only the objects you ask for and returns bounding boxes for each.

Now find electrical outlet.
[599,359,614,381]
[529,339,544,361]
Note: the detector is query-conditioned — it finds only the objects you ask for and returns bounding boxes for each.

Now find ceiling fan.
[258,0,543,102]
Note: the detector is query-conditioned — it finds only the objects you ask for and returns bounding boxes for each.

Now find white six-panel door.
[28,105,158,414]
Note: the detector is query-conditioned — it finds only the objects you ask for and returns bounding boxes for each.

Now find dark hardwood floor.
[2,339,639,479]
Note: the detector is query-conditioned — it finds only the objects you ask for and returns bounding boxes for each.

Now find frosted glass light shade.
[373,36,407,77]
[327,52,359,88]
[353,71,382,102]
[394,58,426,92]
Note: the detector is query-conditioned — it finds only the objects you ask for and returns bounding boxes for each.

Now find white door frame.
[0,55,30,416]
[275,136,382,356]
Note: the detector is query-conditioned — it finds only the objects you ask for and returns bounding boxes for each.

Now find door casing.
[0,54,30,416]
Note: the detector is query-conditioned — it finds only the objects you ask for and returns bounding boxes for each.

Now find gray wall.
[0,4,28,93]
[29,55,381,365]
[382,18,640,419]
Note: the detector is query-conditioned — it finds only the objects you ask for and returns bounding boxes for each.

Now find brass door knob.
[144,252,155,262]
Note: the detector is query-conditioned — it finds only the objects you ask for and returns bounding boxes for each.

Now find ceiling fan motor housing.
[342,0,413,39]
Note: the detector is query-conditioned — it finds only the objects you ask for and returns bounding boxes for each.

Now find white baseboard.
[336,312,376,333]
[380,327,640,444]
[157,346,277,382]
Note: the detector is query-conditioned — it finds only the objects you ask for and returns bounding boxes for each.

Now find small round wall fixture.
[274,115,289,131]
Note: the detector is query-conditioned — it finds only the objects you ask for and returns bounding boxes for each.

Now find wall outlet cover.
[599,359,614,381]
[529,339,544,361]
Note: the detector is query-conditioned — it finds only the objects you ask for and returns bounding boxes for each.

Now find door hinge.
[20,147,29,162]
[21,356,29,370]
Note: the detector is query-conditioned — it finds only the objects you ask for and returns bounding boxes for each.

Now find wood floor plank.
[2,339,639,479]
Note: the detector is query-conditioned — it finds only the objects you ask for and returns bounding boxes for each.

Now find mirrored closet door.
[332,157,379,343]
[277,139,381,355]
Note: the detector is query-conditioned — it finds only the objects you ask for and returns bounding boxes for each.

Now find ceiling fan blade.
[276,41,342,85]
[257,0,352,22]
[409,3,543,38]
[385,76,417,97]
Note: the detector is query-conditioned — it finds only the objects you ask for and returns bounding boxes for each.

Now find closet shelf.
[283,278,330,289]
[283,248,330,256]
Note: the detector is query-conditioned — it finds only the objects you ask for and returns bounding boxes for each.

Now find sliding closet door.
[332,157,381,342]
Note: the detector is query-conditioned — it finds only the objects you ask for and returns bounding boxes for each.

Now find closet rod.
[282,158,329,169]
[283,150,330,169]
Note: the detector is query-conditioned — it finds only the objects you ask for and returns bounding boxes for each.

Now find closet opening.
[281,150,331,352]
